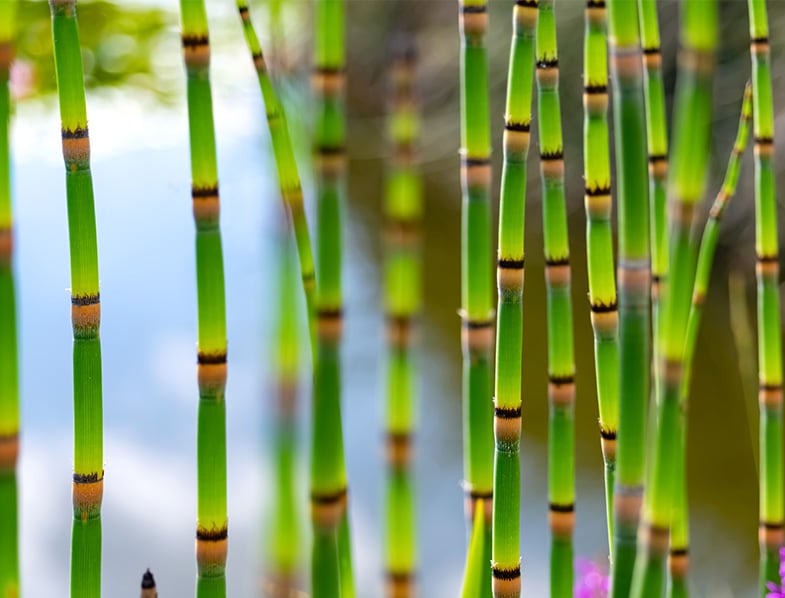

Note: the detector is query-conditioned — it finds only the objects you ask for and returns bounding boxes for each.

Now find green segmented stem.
[266,214,302,596]
[383,49,422,598]
[459,0,494,595]
[235,0,317,356]
[310,0,354,593]
[605,1,649,595]
[637,0,668,375]
[747,1,784,591]
[491,2,536,597]
[582,0,618,559]
[461,499,488,598]
[50,1,105,595]
[630,3,717,595]
[668,82,752,598]
[0,4,19,597]
[536,2,576,595]
[179,0,229,589]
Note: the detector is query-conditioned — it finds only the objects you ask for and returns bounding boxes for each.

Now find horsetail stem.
[669,82,752,597]
[491,2,536,596]
[266,213,303,596]
[141,569,157,598]
[311,0,354,592]
[235,0,317,356]
[582,0,618,559]
[458,0,494,594]
[383,46,422,598]
[0,4,19,597]
[605,1,649,595]
[461,498,488,598]
[636,0,668,364]
[49,1,105,595]
[178,0,229,588]
[747,0,784,590]
[630,2,717,595]
[535,2,577,595]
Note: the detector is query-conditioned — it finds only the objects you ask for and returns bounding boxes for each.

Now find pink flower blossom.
[575,557,609,598]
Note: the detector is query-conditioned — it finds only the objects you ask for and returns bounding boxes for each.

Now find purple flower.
[575,557,609,598]
[766,547,785,598]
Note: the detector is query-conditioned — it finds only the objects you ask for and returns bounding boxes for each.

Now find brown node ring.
[461,157,492,189]
[182,35,211,70]
[613,485,643,526]
[491,563,521,598]
[759,384,783,409]
[311,68,346,97]
[386,432,413,469]
[460,7,488,38]
[463,486,493,525]
[62,128,90,166]
[668,549,689,579]
[0,226,13,266]
[494,404,522,444]
[197,351,228,393]
[460,315,494,353]
[317,308,343,342]
[549,503,575,538]
[759,522,785,549]
[386,570,415,598]
[311,488,347,530]
[196,526,229,576]
[73,473,104,518]
[0,433,19,472]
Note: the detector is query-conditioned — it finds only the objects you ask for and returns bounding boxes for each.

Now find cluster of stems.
[310,0,355,593]
[457,0,494,594]
[535,1,577,595]
[382,47,422,598]
[747,0,784,590]
[178,1,230,594]
[490,0,537,596]
[49,1,106,595]
[581,0,618,558]
[0,3,19,596]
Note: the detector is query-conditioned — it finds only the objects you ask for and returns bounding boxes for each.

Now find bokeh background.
[7,0,785,595]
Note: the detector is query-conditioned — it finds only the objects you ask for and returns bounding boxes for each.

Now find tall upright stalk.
[311,0,354,593]
[382,48,422,598]
[235,0,317,355]
[630,2,717,595]
[141,569,157,598]
[458,0,494,594]
[605,0,649,595]
[582,0,618,558]
[179,1,229,594]
[535,2,577,595]
[668,81,753,598]
[0,4,19,597]
[747,0,784,590]
[491,1,536,596]
[50,1,105,595]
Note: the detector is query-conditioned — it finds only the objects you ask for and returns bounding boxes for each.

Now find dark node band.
[751,36,769,45]
[461,156,491,167]
[755,136,774,146]
[495,405,522,419]
[461,3,487,13]
[237,5,249,15]
[313,66,345,76]
[73,471,103,484]
[760,383,783,391]
[651,274,662,284]
[536,58,558,69]
[505,121,530,133]
[648,153,667,164]
[584,84,608,95]
[586,0,605,7]
[757,253,779,264]
[71,293,100,306]
[196,526,228,541]
[182,34,209,48]
[498,257,524,269]
[549,502,575,513]
[316,144,346,156]
[515,0,538,6]
[142,569,156,589]
[387,570,414,583]
[540,150,564,161]
[549,374,574,385]
[197,351,227,365]
[317,307,343,320]
[491,565,521,580]
[642,47,661,55]
[311,488,347,505]
[251,51,263,63]
[761,521,785,530]
[62,126,89,139]
[600,427,617,440]
[192,184,219,198]
[302,271,316,282]
[461,318,493,329]
[590,300,617,313]
[585,184,611,196]
[670,548,688,557]
[545,256,569,267]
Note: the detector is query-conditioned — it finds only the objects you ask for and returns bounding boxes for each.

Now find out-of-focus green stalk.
[630,2,717,595]
[458,0,494,595]
[50,1,105,595]
[179,1,229,593]
[747,0,784,591]
[0,4,19,597]
[605,0,649,594]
